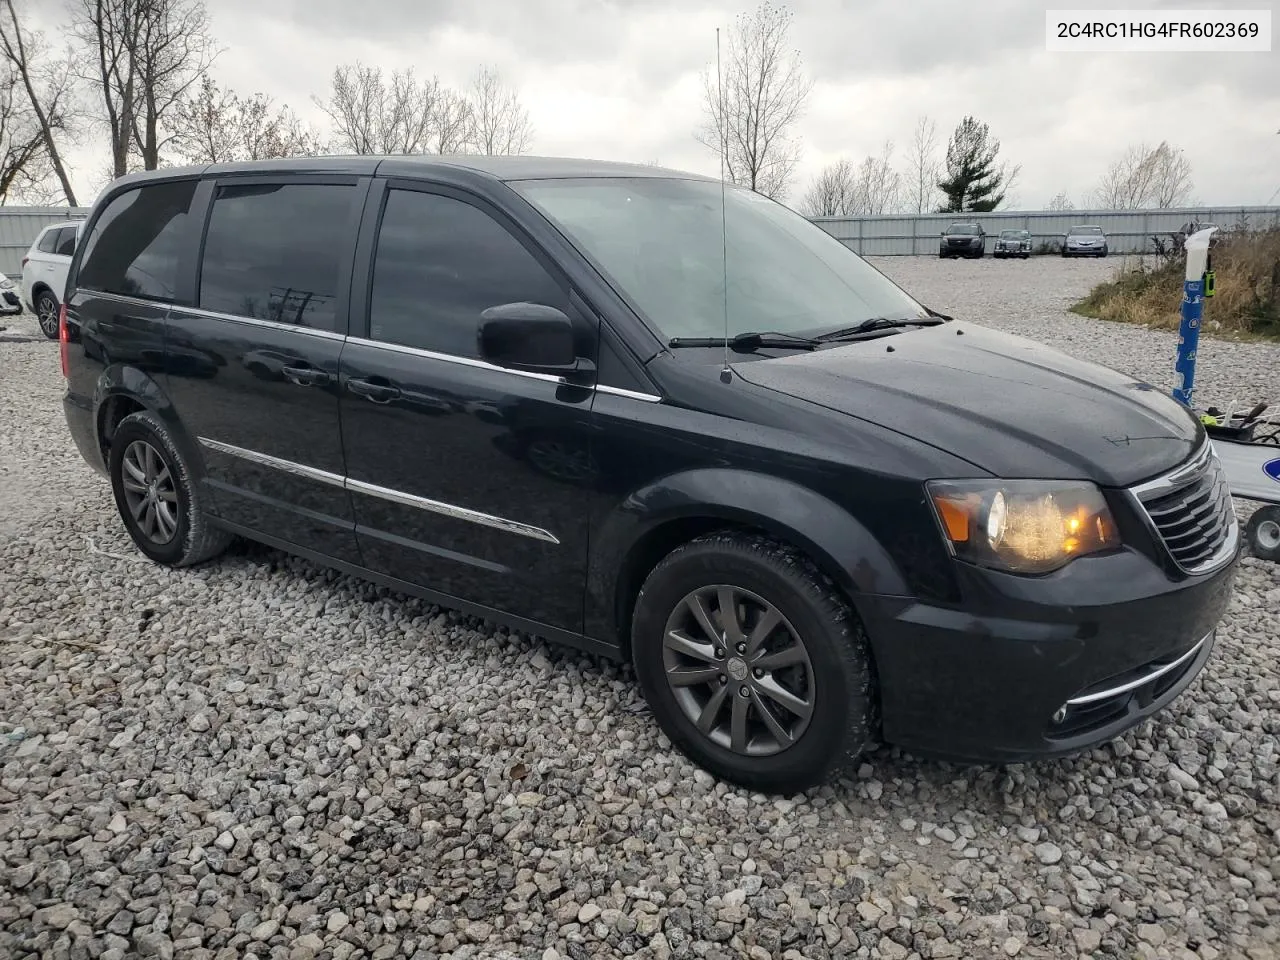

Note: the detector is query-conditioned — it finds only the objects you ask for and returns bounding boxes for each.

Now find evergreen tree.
[937,116,1007,212]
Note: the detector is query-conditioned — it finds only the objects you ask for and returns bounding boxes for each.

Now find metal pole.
[1171,227,1217,407]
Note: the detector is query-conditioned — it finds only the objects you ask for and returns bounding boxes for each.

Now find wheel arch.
[587,467,910,655]
[93,366,203,477]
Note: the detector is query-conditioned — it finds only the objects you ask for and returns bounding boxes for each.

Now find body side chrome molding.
[198,437,346,488]
[198,436,560,545]
[1066,633,1210,706]
[346,478,560,544]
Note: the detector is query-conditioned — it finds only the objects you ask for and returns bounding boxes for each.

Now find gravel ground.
[2,259,1278,960]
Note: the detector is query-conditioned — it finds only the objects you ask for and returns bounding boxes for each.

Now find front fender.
[585,467,910,646]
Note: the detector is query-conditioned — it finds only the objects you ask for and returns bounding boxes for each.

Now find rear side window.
[36,228,59,253]
[369,189,567,358]
[54,227,77,257]
[77,181,200,301]
[198,182,358,332]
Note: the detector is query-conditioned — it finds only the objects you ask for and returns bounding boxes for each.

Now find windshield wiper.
[668,331,820,351]
[815,316,946,341]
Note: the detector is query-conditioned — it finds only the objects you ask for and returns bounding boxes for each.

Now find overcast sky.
[27,0,1280,209]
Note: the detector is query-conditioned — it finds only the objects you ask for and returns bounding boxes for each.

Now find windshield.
[999,230,1026,239]
[512,177,927,341]
[946,224,979,235]
[1071,226,1103,236]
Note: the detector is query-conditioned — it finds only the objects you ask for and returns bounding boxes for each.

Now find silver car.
[994,229,1031,259]
[1062,225,1108,258]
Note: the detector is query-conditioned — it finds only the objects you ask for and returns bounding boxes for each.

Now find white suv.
[22,219,84,339]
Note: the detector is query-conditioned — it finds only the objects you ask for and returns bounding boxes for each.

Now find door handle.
[281,365,331,387]
[346,376,402,403]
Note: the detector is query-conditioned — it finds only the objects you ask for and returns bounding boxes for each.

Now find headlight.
[928,480,1119,574]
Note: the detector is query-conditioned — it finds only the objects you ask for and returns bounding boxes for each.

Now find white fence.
[812,206,1280,256]
[0,207,90,278]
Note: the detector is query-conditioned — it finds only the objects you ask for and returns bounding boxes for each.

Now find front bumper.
[861,545,1237,762]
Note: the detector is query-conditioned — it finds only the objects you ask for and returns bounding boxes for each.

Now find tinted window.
[36,228,59,253]
[54,227,77,257]
[77,181,199,301]
[369,189,567,357]
[199,183,357,331]
[946,225,979,235]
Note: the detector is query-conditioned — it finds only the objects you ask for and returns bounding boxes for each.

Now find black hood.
[733,323,1202,487]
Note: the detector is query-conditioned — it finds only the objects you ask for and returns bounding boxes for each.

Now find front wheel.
[35,290,59,340]
[1246,506,1280,562]
[109,411,233,566]
[631,532,876,794]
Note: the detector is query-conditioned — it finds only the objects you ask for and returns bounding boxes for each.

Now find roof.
[106,155,715,189]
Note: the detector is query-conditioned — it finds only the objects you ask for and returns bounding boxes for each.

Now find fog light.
[1051,706,1068,725]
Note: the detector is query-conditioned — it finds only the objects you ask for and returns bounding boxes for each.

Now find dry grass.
[1072,227,1280,340]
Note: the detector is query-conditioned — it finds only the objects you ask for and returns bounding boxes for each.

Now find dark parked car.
[1063,224,1109,257]
[993,228,1031,259]
[939,222,986,258]
[60,157,1239,793]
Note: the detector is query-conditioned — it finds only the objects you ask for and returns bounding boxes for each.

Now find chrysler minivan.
[59,157,1239,793]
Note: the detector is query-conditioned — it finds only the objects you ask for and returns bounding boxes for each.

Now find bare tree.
[852,141,901,215]
[1091,141,1193,209]
[0,0,77,203]
[76,0,216,175]
[1046,190,1074,211]
[467,66,532,156]
[171,76,322,163]
[802,159,856,216]
[696,2,812,199]
[903,115,940,214]
[317,64,474,155]
[0,64,45,202]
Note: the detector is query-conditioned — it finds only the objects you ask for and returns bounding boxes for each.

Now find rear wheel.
[631,532,876,793]
[1246,506,1280,562]
[35,290,59,340]
[109,411,232,566]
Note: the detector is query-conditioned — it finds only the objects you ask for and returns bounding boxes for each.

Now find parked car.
[61,157,1239,793]
[939,222,986,258]
[22,218,85,339]
[993,229,1031,259]
[1062,225,1108,257]
[0,272,21,315]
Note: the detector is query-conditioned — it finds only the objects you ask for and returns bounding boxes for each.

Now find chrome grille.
[1132,442,1237,574]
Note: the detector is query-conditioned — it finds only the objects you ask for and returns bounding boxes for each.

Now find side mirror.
[478,302,587,376]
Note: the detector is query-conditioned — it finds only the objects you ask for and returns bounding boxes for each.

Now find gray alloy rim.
[1257,519,1280,551]
[120,440,179,545]
[37,295,58,336]
[661,584,815,757]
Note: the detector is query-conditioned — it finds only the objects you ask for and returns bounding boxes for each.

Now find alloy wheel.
[120,440,179,544]
[36,294,58,338]
[661,584,815,756]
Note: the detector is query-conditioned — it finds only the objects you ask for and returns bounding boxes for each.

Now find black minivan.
[60,157,1239,793]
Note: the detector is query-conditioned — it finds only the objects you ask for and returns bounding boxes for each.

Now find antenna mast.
[716,27,731,384]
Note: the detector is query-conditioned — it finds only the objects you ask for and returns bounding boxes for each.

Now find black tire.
[108,410,232,566]
[631,532,876,794]
[1246,506,1280,562]
[35,289,59,340]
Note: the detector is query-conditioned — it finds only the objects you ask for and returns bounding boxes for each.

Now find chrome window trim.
[344,336,568,384]
[77,289,178,311]
[178,304,348,341]
[1066,633,1209,706]
[198,437,560,545]
[198,437,346,488]
[1126,438,1239,576]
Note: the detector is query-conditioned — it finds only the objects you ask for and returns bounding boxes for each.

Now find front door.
[339,182,596,632]
[164,177,368,563]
